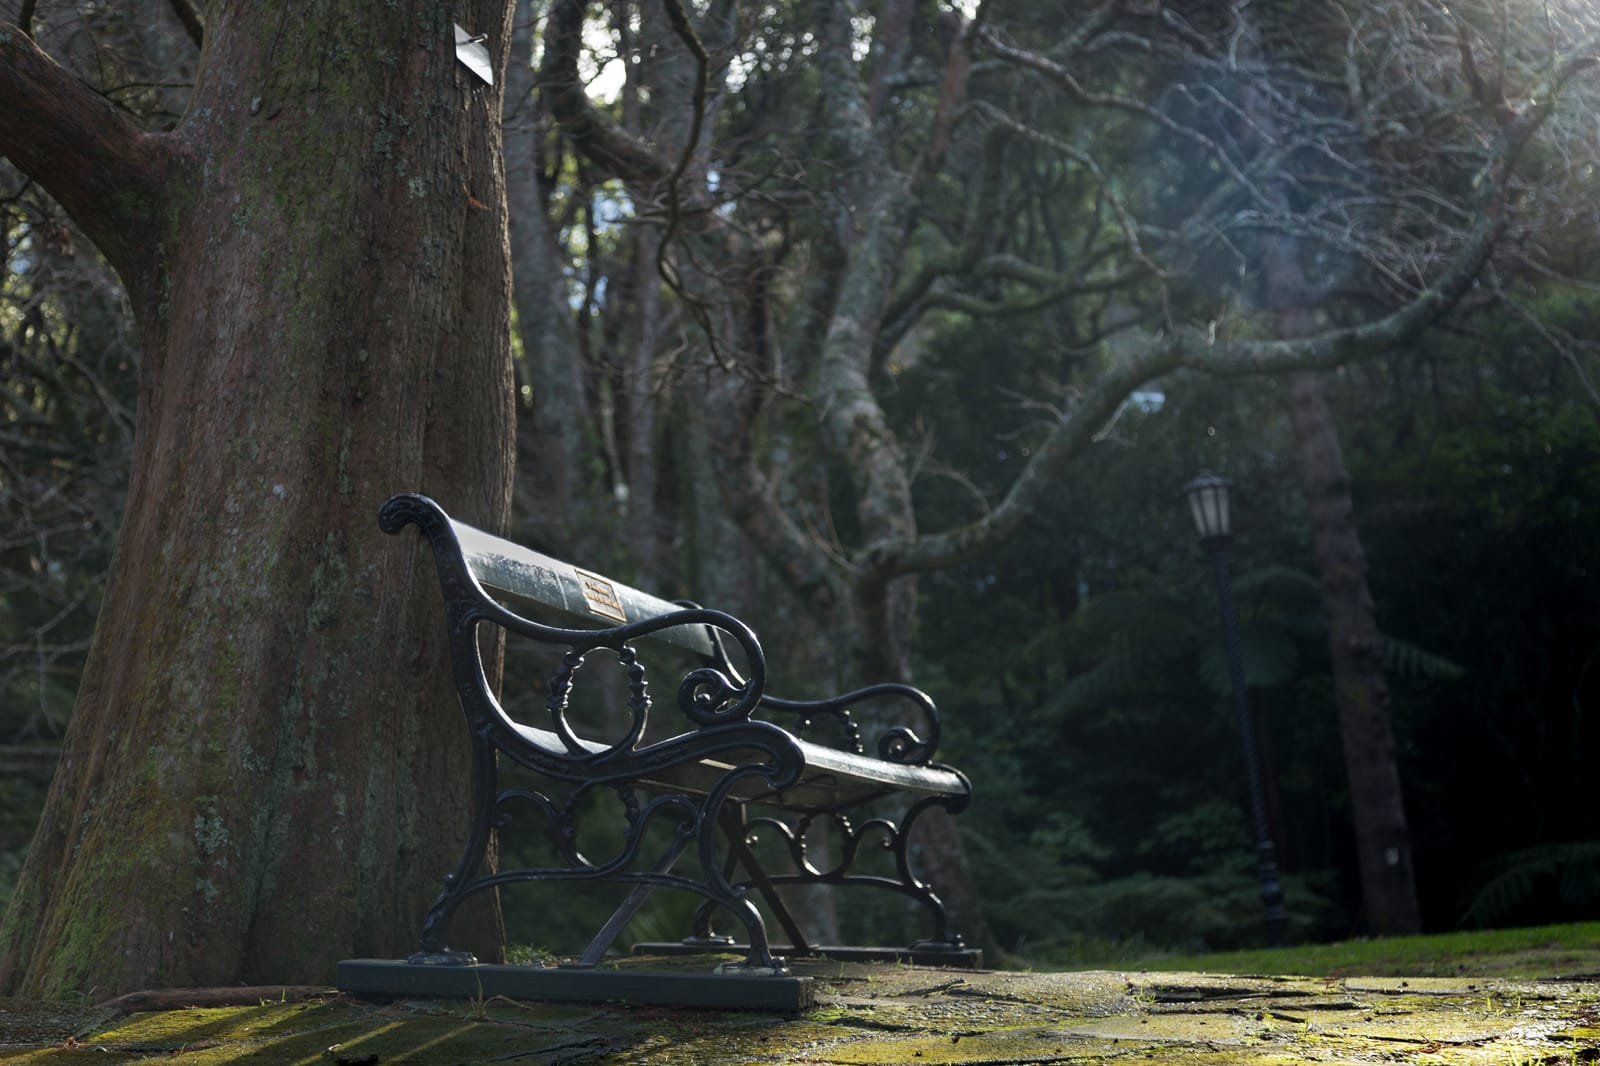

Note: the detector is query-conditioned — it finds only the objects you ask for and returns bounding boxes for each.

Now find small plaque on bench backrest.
[575,569,628,623]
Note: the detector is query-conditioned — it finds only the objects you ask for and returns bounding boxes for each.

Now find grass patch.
[1110,921,1600,979]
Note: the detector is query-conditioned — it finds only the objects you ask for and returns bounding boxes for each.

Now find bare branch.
[870,337,1184,577]
[879,125,1009,338]
[700,373,852,620]
[977,25,1276,215]
[969,99,1165,281]
[656,0,710,263]
[1492,281,1600,422]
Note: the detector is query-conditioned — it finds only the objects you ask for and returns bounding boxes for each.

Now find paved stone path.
[3,960,1598,1063]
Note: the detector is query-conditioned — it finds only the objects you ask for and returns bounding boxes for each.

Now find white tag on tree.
[454,24,493,85]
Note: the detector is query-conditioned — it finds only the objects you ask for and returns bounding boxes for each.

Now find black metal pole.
[1204,536,1289,947]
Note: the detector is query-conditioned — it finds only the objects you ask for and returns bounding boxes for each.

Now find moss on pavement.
[2,957,1598,1064]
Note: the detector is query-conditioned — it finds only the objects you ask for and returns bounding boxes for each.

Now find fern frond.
[1064,590,1199,649]
[1045,632,1141,718]
[1229,564,1323,607]
[1381,634,1466,681]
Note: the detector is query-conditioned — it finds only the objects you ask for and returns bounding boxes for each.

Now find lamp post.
[1183,472,1289,947]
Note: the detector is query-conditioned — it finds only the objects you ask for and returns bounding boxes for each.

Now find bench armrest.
[760,684,943,766]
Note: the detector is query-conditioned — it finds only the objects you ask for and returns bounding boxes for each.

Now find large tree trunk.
[1287,371,1422,936]
[0,1,517,997]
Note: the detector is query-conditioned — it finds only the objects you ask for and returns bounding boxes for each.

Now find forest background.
[2,0,1599,988]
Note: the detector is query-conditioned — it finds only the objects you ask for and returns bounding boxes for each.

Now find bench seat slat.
[508,721,965,812]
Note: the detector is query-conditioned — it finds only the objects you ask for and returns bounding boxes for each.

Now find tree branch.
[868,338,1184,578]
[876,125,1009,353]
[540,0,670,184]
[1499,289,1600,424]
[0,26,173,298]
[656,0,710,246]
[977,25,1275,216]
[169,0,204,48]
[699,354,850,622]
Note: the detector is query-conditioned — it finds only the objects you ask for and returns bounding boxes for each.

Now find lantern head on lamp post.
[1183,470,1289,946]
[1183,472,1233,543]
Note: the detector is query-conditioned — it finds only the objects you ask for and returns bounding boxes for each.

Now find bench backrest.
[381,493,720,660]
[381,493,945,769]
[450,521,718,658]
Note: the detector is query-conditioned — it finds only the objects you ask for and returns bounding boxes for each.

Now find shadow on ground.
[3,956,1599,1064]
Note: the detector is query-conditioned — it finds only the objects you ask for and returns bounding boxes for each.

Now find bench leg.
[681,811,741,951]
[683,806,812,956]
[896,797,966,953]
[722,806,812,952]
[411,734,502,965]
[688,779,794,973]
[572,835,693,968]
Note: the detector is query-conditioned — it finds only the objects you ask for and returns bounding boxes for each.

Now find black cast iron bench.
[359,493,976,993]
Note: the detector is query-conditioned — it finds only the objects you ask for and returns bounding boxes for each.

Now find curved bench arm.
[759,684,942,766]
[672,595,944,766]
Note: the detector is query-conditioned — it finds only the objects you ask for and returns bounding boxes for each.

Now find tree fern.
[1045,632,1143,718]
[1459,842,1600,926]
[1044,564,1460,717]
[1041,591,1203,718]
[1197,625,1302,696]
[1229,563,1323,607]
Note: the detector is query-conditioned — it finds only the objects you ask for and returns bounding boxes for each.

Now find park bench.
[342,494,976,1005]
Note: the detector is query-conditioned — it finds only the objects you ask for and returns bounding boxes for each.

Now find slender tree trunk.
[622,224,664,582]
[507,0,588,556]
[1287,371,1422,936]
[1249,30,1423,924]
[0,1,517,996]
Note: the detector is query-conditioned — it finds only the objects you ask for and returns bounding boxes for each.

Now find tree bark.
[0,1,517,997]
[1287,371,1422,936]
